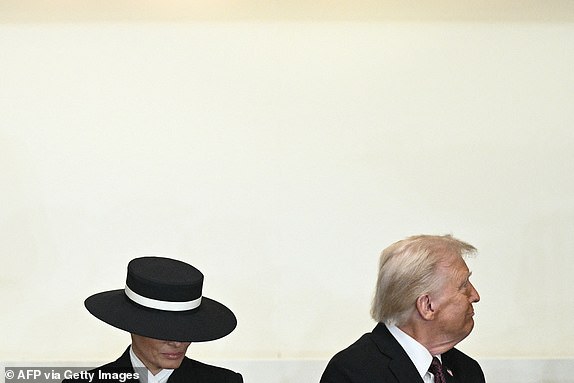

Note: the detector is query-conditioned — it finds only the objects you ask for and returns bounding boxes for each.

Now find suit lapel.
[113,347,134,368]
[370,323,425,383]
[165,357,198,383]
[388,357,425,383]
[165,366,186,383]
[442,364,458,383]
[97,347,140,383]
[441,350,459,383]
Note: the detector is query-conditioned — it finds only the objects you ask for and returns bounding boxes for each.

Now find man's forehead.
[437,254,470,277]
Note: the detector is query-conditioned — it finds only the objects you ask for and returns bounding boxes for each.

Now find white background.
[1,2,574,381]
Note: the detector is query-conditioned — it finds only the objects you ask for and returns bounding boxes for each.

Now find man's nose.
[469,281,480,303]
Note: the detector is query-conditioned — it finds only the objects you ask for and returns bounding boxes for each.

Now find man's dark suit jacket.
[65,347,243,383]
[320,323,485,383]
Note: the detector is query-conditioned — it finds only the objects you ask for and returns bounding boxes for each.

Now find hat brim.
[84,290,237,342]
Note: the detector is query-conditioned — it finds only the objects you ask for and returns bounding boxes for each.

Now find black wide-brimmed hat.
[84,256,237,342]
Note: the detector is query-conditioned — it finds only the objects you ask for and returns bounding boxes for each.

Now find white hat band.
[125,285,202,312]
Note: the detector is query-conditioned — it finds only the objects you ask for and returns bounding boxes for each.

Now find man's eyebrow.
[458,271,472,286]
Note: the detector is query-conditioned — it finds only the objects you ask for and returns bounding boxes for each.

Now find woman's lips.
[162,352,184,359]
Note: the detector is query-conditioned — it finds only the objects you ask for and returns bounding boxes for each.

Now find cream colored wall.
[2,2,574,373]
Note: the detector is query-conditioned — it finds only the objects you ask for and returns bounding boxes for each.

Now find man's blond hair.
[370,234,477,326]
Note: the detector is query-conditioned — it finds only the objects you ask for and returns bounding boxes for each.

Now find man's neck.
[397,322,456,355]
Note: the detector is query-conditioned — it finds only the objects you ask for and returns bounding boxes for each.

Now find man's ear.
[415,294,435,321]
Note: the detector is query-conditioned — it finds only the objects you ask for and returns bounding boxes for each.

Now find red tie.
[429,357,447,383]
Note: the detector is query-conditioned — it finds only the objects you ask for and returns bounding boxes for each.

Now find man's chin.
[462,320,475,340]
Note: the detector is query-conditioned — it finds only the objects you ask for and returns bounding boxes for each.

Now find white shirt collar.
[129,346,174,383]
[386,324,439,379]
